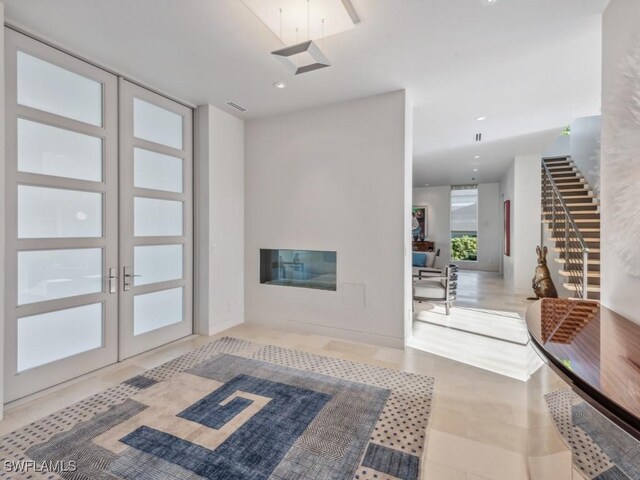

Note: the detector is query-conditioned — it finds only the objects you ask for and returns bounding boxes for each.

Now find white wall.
[500,162,515,283]
[412,186,451,267]
[500,154,542,292]
[244,91,412,348]
[513,154,543,291]
[412,183,501,272]
[0,2,6,419]
[403,96,414,343]
[570,115,601,195]
[601,0,640,325]
[542,134,570,158]
[196,105,245,335]
[543,116,601,193]
[478,183,501,272]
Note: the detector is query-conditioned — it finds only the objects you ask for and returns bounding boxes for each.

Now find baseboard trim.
[245,315,404,349]
[206,317,244,336]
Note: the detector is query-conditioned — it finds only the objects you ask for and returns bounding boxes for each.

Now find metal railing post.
[582,248,589,300]
[552,188,556,238]
[540,165,546,246]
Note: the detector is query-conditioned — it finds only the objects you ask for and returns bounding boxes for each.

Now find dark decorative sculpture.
[532,246,558,299]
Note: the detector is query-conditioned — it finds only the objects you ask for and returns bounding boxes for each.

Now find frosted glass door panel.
[18,119,102,182]
[18,186,102,238]
[17,303,103,372]
[17,51,102,126]
[18,248,102,305]
[134,288,183,335]
[134,197,182,237]
[134,245,182,286]
[119,79,192,360]
[133,98,182,149]
[134,148,183,193]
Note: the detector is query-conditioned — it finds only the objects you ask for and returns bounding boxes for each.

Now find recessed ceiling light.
[481,0,500,5]
[476,116,487,121]
[474,155,480,159]
[473,168,479,172]
[424,183,430,186]
[273,81,287,89]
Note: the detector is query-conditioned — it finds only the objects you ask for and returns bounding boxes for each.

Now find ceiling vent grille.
[226,101,247,112]
[475,133,482,142]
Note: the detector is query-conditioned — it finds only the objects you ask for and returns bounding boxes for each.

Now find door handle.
[123,266,142,291]
[108,267,118,294]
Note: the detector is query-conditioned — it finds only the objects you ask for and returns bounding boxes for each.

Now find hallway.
[411,271,541,380]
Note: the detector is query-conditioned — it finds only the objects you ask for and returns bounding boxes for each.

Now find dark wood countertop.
[526,298,640,439]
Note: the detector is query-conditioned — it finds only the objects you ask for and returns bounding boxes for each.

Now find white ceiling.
[3,0,608,186]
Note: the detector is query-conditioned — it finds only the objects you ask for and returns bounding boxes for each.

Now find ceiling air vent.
[226,101,246,113]
[475,133,482,142]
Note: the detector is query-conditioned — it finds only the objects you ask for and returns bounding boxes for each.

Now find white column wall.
[244,91,411,348]
[1,4,6,417]
[601,0,640,325]
[513,154,543,292]
[500,155,542,293]
[477,183,501,272]
[403,94,414,344]
[195,105,245,335]
[500,162,515,283]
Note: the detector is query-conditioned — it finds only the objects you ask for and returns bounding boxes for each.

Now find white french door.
[118,80,193,359]
[3,30,193,402]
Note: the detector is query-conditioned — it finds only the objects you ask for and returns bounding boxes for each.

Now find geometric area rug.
[0,337,435,480]
[545,388,640,480]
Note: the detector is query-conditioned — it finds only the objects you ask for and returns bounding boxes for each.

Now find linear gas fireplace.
[260,249,337,291]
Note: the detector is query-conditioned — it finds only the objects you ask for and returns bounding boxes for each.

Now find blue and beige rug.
[546,389,640,480]
[0,337,435,480]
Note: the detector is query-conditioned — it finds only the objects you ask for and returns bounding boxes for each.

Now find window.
[450,186,478,261]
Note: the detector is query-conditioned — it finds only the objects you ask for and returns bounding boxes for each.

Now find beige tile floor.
[411,271,541,380]
[0,271,577,479]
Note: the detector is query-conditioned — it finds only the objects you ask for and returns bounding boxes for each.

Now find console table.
[526,298,640,440]
[412,241,435,252]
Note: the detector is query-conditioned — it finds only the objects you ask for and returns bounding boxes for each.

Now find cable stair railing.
[541,158,595,300]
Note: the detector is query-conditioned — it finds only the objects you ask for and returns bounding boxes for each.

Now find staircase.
[540,298,600,344]
[541,156,600,300]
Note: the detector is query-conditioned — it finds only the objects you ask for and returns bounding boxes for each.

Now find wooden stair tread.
[551,175,583,180]
[550,238,599,243]
[563,283,601,293]
[543,219,601,224]
[547,167,576,172]
[554,247,600,253]
[543,218,600,223]
[553,258,601,265]
[558,270,600,277]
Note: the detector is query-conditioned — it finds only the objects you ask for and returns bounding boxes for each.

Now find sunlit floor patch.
[411,271,543,381]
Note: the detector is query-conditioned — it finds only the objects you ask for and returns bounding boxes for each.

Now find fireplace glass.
[260,249,337,291]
